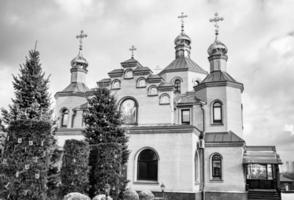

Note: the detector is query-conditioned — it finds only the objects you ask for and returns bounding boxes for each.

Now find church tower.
[159,13,207,94]
[194,13,244,137]
[54,30,89,131]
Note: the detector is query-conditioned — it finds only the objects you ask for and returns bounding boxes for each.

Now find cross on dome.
[129,45,137,58]
[209,12,224,40]
[178,12,188,34]
[76,30,88,51]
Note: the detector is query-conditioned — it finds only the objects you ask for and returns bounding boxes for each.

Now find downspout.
[200,102,206,200]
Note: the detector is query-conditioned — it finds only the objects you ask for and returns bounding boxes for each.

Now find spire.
[174,12,191,58]
[178,12,188,34]
[209,12,224,41]
[76,30,88,55]
[208,13,228,72]
[129,45,137,59]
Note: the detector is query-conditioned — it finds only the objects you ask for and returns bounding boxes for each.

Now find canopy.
[243,146,282,164]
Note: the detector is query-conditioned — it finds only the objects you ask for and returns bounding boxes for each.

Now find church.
[54,13,283,200]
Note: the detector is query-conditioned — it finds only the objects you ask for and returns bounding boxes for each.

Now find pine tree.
[60,139,90,196]
[1,49,51,124]
[0,48,57,200]
[84,88,129,199]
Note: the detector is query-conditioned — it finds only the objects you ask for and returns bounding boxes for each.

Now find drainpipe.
[199,102,206,200]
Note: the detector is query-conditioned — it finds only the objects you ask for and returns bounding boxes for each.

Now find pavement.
[282,193,294,200]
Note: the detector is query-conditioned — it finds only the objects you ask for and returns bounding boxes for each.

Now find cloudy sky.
[0,0,294,162]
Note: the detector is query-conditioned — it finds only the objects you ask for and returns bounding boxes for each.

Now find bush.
[123,188,139,200]
[138,190,154,200]
[60,139,90,196]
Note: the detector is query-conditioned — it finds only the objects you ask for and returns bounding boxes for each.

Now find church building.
[54,13,283,200]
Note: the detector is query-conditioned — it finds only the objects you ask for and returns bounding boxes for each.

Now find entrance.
[245,164,277,190]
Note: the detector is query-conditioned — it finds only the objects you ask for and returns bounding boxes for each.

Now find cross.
[178,12,188,33]
[129,45,137,58]
[76,30,88,51]
[209,12,224,40]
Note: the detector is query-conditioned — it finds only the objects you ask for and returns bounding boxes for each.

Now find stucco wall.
[127,132,199,193]
[204,146,246,192]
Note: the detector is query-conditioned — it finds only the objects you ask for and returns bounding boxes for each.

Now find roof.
[120,57,143,68]
[201,70,238,83]
[159,57,208,75]
[195,71,244,92]
[61,82,89,93]
[243,146,282,164]
[176,93,204,106]
[205,131,245,144]
[73,102,88,110]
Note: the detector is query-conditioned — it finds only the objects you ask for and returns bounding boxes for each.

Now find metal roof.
[160,57,207,75]
[61,82,89,93]
[243,146,282,164]
[201,70,238,83]
[205,131,245,143]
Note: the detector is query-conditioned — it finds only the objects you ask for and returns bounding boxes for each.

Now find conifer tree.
[60,139,90,196]
[84,88,129,199]
[1,48,51,124]
[0,48,57,200]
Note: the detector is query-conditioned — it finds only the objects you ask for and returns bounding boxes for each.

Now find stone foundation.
[204,191,247,200]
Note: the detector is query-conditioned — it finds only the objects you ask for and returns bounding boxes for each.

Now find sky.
[0,0,294,163]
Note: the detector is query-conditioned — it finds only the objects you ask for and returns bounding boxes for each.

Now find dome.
[71,53,88,68]
[174,32,191,44]
[207,40,228,56]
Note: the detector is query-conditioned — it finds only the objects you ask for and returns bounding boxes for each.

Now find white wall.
[204,146,246,192]
[127,132,199,193]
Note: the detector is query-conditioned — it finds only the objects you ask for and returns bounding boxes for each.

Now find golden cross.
[129,45,137,58]
[209,12,224,40]
[76,30,88,51]
[178,12,188,33]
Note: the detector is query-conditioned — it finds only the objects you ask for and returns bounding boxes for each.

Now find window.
[213,101,223,124]
[61,108,69,128]
[159,94,170,105]
[136,78,146,88]
[148,86,158,96]
[137,149,158,181]
[71,110,76,128]
[181,109,190,125]
[111,79,121,89]
[120,98,137,124]
[174,79,181,93]
[211,153,222,180]
[124,70,133,79]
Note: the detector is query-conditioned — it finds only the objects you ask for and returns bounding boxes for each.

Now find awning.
[243,146,282,164]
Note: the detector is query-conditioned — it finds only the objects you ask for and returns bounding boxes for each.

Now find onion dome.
[207,39,228,57]
[174,32,191,45]
[71,52,88,69]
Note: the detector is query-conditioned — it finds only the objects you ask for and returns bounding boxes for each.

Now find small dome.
[71,53,88,68]
[207,40,228,56]
[174,32,191,44]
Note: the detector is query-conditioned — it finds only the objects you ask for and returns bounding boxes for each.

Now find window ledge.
[159,103,170,105]
[211,123,223,126]
[134,180,159,185]
[209,179,223,182]
[111,88,121,90]
[136,86,146,88]
[148,94,158,97]
[124,77,134,80]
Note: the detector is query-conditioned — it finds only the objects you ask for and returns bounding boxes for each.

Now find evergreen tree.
[0,48,57,200]
[1,48,51,124]
[84,88,129,199]
[60,139,90,196]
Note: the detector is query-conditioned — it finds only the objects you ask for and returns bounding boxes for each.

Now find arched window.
[211,153,222,180]
[174,79,181,93]
[71,110,76,128]
[136,77,146,88]
[124,69,133,79]
[111,79,121,89]
[159,94,170,105]
[137,149,158,181]
[120,98,138,124]
[212,101,223,124]
[61,108,69,128]
[148,85,158,96]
